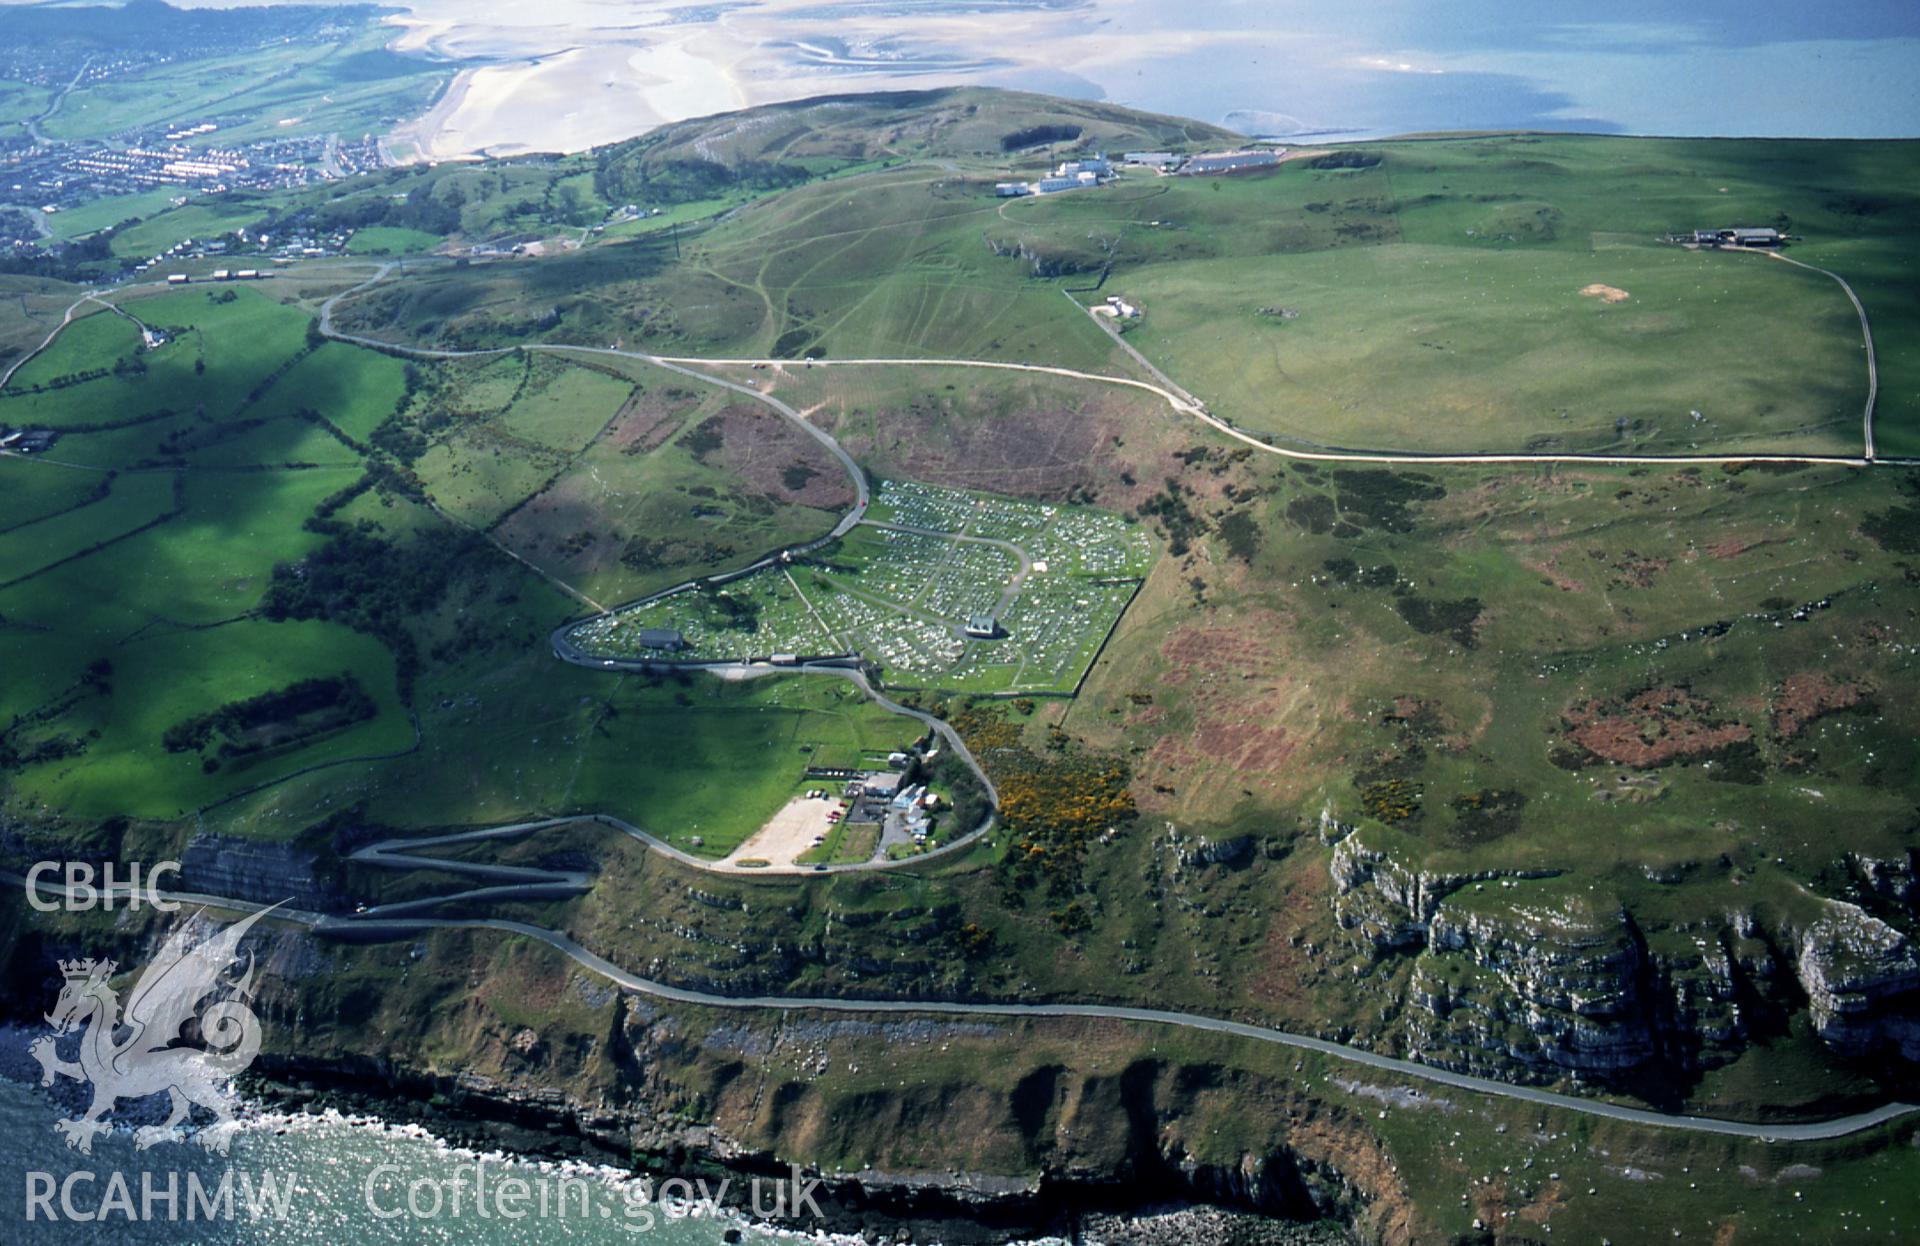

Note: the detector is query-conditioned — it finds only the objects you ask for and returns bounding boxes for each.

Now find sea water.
[0,1077,818,1245]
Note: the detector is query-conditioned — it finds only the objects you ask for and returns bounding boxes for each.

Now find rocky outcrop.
[244,1003,1382,1245]
[1330,839,1740,1083]
[1794,899,1920,1059]
[1179,832,1257,870]
[1407,887,1658,1075]
[1330,830,1920,1084]
[1328,828,1555,951]
[1642,927,1745,1052]
[1851,851,1918,905]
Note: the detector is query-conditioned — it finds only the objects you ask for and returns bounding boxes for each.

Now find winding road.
[1765,249,1879,461]
[10,868,1915,1143]
[302,255,1919,1141]
[5,251,1917,1150]
[0,289,114,390]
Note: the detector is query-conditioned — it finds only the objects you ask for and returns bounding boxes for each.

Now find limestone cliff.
[1328,829,1920,1085]
[1794,898,1920,1059]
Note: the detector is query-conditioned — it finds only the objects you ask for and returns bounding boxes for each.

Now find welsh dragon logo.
[28,904,278,1156]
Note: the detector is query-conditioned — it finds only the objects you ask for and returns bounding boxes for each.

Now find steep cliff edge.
[1327,825,1920,1087]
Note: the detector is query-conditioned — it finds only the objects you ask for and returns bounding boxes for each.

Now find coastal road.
[9,201,1917,1141]
[14,869,1912,1143]
[392,912,1919,1145]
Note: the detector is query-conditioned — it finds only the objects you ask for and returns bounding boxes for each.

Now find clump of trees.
[1000,124,1081,152]
[309,182,461,237]
[1136,478,1208,556]
[260,524,486,698]
[1392,594,1483,648]
[1861,481,1920,553]
[162,674,374,759]
[925,751,990,838]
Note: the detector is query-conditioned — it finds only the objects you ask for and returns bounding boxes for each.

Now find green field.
[345,226,443,256]
[980,136,1913,455]
[206,655,920,858]
[109,200,271,261]
[325,163,1146,372]
[248,340,412,442]
[3,90,1919,1243]
[409,354,638,527]
[1115,241,1865,455]
[481,361,856,604]
[0,77,51,135]
[311,131,1917,461]
[43,188,186,241]
[41,32,449,147]
[0,286,415,818]
[0,279,926,848]
[0,277,129,377]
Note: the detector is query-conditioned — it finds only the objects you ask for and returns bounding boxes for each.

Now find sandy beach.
[373,0,1109,160]
[367,0,1920,161]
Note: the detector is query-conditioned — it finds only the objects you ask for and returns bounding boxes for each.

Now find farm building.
[861,772,903,798]
[995,182,1031,197]
[1124,151,1177,167]
[635,628,687,651]
[1689,226,1785,247]
[0,427,58,453]
[1182,149,1282,176]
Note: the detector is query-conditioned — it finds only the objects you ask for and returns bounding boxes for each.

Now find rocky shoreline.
[240,1053,1356,1245]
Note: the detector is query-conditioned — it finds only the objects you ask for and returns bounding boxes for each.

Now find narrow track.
[1763,249,1879,460]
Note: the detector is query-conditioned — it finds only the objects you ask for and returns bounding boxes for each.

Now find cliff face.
[1795,898,1920,1059]
[258,946,1398,1244]
[180,832,339,910]
[1409,888,1658,1076]
[1327,828,1920,1084]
